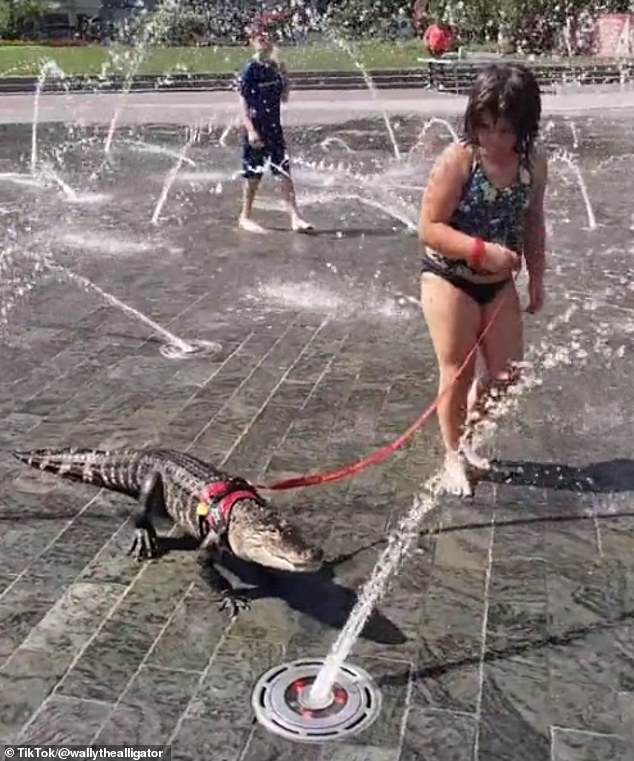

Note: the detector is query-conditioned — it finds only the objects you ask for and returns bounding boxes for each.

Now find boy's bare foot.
[238,215,268,234]
[440,450,473,497]
[291,214,315,233]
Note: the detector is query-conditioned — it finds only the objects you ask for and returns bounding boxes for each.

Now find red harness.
[196,479,262,537]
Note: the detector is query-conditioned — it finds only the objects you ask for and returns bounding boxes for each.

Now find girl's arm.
[420,142,521,273]
[523,150,548,282]
[419,143,482,261]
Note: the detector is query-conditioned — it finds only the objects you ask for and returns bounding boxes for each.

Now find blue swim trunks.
[241,132,290,179]
[238,57,290,179]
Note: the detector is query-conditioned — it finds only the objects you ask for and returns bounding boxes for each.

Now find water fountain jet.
[31,61,67,175]
[3,251,221,360]
[326,34,401,160]
[50,262,220,359]
[551,149,597,229]
[408,117,459,153]
[251,658,381,743]
[151,125,200,225]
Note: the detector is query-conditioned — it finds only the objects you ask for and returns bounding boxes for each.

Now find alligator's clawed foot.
[218,593,251,618]
[127,527,160,561]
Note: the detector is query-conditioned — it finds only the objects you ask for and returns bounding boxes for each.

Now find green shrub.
[426,0,633,52]
[0,1,10,37]
[323,0,634,51]
[322,0,414,39]
[0,0,47,39]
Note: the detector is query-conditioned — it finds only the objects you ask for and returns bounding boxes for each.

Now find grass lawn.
[0,38,434,77]
[0,37,619,79]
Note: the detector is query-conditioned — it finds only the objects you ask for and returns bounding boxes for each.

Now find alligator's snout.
[286,543,324,573]
[228,502,324,573]
[246,529,324,573]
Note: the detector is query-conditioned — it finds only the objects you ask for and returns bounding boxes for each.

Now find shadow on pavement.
[483,457,634,493]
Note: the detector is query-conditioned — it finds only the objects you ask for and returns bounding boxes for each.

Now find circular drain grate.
[159,339,222,360]
[251,658,382,743]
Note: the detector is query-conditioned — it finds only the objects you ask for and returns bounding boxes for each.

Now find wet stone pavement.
[0,113,633,760]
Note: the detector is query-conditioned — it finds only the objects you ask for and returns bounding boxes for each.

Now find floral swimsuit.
[421,144,533,305]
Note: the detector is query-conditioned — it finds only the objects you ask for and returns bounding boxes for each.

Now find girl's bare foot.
[440,450,473,497]
[238,215,268,234]
[461,440,491,471]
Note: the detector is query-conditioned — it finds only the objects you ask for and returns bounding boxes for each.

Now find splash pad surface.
[0,90,633,761]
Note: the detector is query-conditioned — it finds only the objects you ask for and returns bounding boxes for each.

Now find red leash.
[255,278,515,492]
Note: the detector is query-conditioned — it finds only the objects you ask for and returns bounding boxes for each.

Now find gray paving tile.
[617,691,634,736]
[477,711,550,760]
[186,638,285,729]
[222,386,319,475]
[169,718,250,761]
[549,681,626,737]
[241,728,324,761]
[547,560,626,636]
[19,581,125,653]
[433,525,492,571]
[491,519,548,560]
[422,566,487,641]
[317,745,397,760]
[147,585,234,673]
[551,728,631,761]
[0,573,17,597]
[284,323,349,385]
[486,601,548,653]
[400,708,476,761]
[20,511,125,596]
[94,665,200,745]
[2,412,42,436]
[0,595,59,665]
[614,625,634,693]
[488,558,547,604]
[346,658,412,752]
[599,516,634,565]
[74,517,145,587]
[18,695,110,745]
[0,495,83,577]
[53,619,155,704]
[55,557,193,702]
[481,652,550,734]
[411,648,480,715]
[0,646,71,742]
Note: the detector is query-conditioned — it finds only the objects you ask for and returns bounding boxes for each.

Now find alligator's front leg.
[197,545,250,618]
[127,471,163,561]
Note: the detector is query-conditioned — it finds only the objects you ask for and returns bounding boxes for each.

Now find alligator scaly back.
[11,444,324,616]
[11,447,143,497]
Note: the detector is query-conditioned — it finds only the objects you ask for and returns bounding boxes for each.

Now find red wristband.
[471,237,485,269]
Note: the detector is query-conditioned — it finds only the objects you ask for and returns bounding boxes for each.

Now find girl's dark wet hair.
[463,63,542,165]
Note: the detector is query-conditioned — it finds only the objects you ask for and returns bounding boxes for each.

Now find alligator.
[11,446,324,616]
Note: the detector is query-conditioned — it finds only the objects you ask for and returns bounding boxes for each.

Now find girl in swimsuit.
[419,62,548,496]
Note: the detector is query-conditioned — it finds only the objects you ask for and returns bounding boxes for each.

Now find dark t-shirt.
[239,58,285,138]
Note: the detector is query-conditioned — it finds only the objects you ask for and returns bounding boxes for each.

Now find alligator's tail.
[11,447,143,497]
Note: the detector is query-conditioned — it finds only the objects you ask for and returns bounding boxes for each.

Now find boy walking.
[237,26,314,234]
